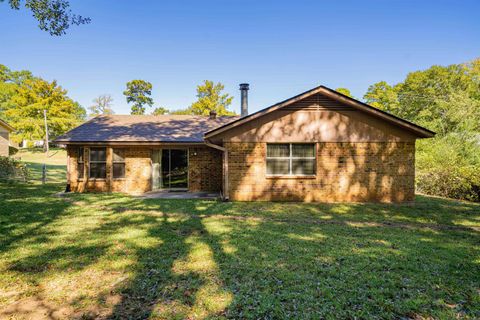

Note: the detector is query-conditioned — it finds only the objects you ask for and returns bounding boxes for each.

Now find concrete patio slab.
[140,191,220,200]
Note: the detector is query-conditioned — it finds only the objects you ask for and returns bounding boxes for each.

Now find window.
[113,149,126,179]
[266,143,316,176]
[338,156,347,169]
[89,147,106,179]
[77,147,84,179]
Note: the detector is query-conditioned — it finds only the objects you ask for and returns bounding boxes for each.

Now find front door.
[152,149,188,190]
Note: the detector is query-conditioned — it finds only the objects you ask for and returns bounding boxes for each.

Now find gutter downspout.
[204,139,229,201]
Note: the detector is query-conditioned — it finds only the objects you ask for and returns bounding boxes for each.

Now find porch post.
[106,147,113,192]
[80,147,89,193]
[223,149,229,200]
[66,147,70,185]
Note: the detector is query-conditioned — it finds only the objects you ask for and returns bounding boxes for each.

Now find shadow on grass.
[1,186,479,319]
[106,212,211,319]
[102,196,479,319]
[0,182,70,255]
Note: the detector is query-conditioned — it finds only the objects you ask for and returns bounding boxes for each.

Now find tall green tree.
[363,60,480,136]
[123,80,154,115]
[0,64,35,119]
[89,94,114,117]
[363,58,480,201]
[0,64,34,83]
[2,0,90,35]
[189,80,235,116]
[3,77,86,143]
[169,108,192,115]
[335,87,353,98]
[0,67,17,117]
[363,81,401,115]
[152,106,169,115]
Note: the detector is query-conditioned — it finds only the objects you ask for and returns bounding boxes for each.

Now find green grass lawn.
[0,151,479,319]
[15,148,67,183]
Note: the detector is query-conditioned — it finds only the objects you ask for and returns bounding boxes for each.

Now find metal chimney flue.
[209,110,217,119]
[239,83,249,117]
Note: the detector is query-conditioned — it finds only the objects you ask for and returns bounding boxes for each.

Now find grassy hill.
[15,148,67,183]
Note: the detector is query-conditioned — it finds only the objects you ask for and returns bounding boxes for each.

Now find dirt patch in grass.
[0,295,73,320]
[0,291,125,320]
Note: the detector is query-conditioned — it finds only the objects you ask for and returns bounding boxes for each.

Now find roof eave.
[0,119,15,132]
[54,140,207,145]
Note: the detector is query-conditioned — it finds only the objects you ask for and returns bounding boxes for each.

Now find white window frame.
[266,143,316,177]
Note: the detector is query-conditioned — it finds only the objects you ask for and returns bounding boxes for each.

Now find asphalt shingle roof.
[55,115,239,143]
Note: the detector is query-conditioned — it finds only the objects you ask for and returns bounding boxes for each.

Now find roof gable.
[205,85,435,139]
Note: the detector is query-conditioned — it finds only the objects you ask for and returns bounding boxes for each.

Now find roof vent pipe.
[239,83,249,117]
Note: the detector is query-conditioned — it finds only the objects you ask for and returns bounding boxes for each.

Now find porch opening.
[152,149,188,191]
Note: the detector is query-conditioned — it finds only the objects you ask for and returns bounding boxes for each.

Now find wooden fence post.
[42,163,46,184]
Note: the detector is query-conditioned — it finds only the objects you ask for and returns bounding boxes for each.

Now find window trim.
[266,143,316,177]
[89,147,107,179]
[112,148,126,180]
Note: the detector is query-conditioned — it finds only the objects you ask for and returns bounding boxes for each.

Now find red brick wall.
[67,145,222,194]
[67,146,152,194]
[188,146,223,192]
[67,142,415,202]
[225,142,415,202]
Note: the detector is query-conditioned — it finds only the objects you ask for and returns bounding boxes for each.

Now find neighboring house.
[0,119,14,157]
[55,85,435,202]
[19,140,46,148]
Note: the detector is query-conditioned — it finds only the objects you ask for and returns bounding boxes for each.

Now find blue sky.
[1,0,479,115]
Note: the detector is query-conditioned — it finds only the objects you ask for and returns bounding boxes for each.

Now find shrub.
[0,156,30,182]
[417,166,480,202]
[416,135,480,202]
[9,146,19,156]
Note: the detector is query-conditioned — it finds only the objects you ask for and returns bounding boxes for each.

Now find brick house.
[0,119,14,157]
[55,85,434,202]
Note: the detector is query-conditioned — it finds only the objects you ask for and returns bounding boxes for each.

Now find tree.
[363,81,401,115]
[169,108,192,115]
[89,94,114,117]
[188,80,235,116]
[123,80,154,115]
[2,0,90,36]
[335,87,353,98]
[152,107,169,115]
[0,64,34,84]
[0,64,35,119]
[363,60,480,136]
[362,58,480,201]
[2,77,86,143]
[0,64,86,143]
